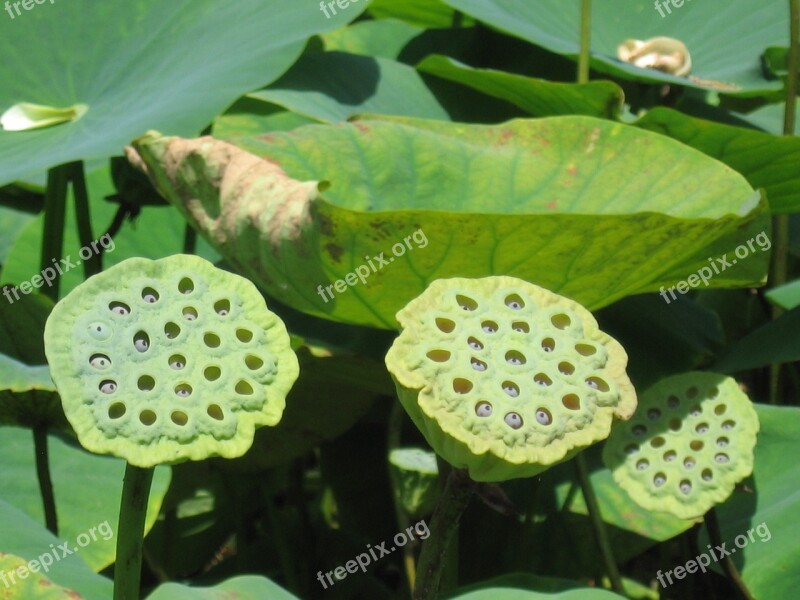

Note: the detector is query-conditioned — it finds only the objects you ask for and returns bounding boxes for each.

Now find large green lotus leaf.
[0,0,363,185]
[131,116,768,330]
[251,51,451,122]
[697,404,800,599]
[0,499,112,598]
[147,575,299,599]
[0,552,95,599]
[0,205,35,264]
[0,353,68,430]
[447,575,626,599]
[368,0,462,28]
[418,55,623,118]
[0,427,170,571]
[322,18,424,59]
[735,102,800,135]
[213,98,320,141]
[636,107,800,213]
[0,291,52,364]
[442,0,787,95]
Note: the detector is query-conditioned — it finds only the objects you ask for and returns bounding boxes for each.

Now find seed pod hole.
[586,377,609,392]
[481,321,498,333]
[696,423,709,434]
[534,373,552,387]
[171,411,188,426]
[88,322,111,341]
[505,351,526,365]
[504,294,525,310]
[456,294,478,311]
[690,440,704,451]
[535,408,552,426]
[562,394,580,410]
[435,317,455,333]
[687,386,699,399]
[504,412,523,429]
[707,386,720,399]
[183,307,198,321]
[175,383,192,398]
[667,395,680,408]
[716,437,729,447]
[89,354,111,369]
[702,469,713,481]
[108,402,126,419]
[551,313,571,329]
[236,328,253,343]
[235,380,254,395]
[139,410,157,426]
[632,424,647,437]
[683,457,696,469]
[680,480,692,494]
[142,287,160,303]
[475,401,493,417]
[714,404,727,415]
[137,375,155,391]
[467,337,483,350]
[214,299,230,316]
[636,459,649,471]
[245,355,264,370]
[654,473,666,487]
[470,358,487,371]
[722,420,735,430]
[204,332,221,348]
[558,361,574,375]
[164,322,181,339]
[669,419,682,431]
[689,405,702,417]
[109,301,130,316]
[207,404,224,420]
[133,331,150,353]
[178,278,194,294]
[541,338,555,353]
[169,355,186,370]
[575,343,596,356]
[650,436,665,448]
[625,444,639,455]
[647,408,661,421]
[453,378,473,394]
[204,366,221,381]
[715,453,729,463]
[426,349,450,363]
[664,450,677,462]
[512,321,530,333]
[502,381,519,397]
[100,380,117,394]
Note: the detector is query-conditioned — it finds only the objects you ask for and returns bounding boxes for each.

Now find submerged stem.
[114,463,154,600]
[704,508,754,600]
[577,0,592,84]
[33,426,58,535]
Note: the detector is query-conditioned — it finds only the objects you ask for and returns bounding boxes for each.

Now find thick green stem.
[114,463,154,600]
[387,402,416,593]
[68,161,102,277]
[704,508,754,600]
[183,224,196,255]
[33,426,58,535]
[574,453,623,594]
[577,0,592,84]
[770,0,799,404]
[41,165,69,300]
[413,468,475,600]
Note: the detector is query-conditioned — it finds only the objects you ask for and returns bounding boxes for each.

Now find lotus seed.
[133,332,149,352]
[625,444,639,455]
[502,382,519,397]
[632,425,646,436]
[178,278,194,294]
[468,337,483,350]
[100,381,117,394]
[169,355,186,369]
[680,480,692,494]
[667,395,680,408]
[534,373,552,387]
[654,473,666,487]
[636,459,649,470]
[722,420,735,430]
[690,406,702,416]
[475,401,492,417]
[505,351,525,365]
[702,469,713,481]
[142,287,159,303]
[175,384,192,397]
[504,294,524,309]
[684,457,695,468]
[541,338,555,352]
[696,423,709,434]
[214,299,231,315]
[183,307,198,321]
[535,408,552,425]
[470,358,487,371]
[90,354,111,369]
[511,321,529,333]
[109,302,130,315]
[664,450,676,462]
[456,294,477,311]
[164,322,180,338]
[647,408,661,420]
[558,362,574,375]
[715,453,729,463]
[482,321,498,333]
[89,322,111,341]
[717,437,729,447]
[504,412,523,429]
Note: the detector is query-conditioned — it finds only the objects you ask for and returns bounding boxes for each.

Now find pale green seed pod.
[44,255,299,467]
[385,276,637,482]
[603,372,759,520]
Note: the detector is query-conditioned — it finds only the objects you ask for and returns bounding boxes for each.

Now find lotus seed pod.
[385,276,637,482]
[43,255,299,468]
[389,448,440,518]
[602,372,759,520]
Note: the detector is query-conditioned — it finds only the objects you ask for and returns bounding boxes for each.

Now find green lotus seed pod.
[602,372,759,520]
[44,255,299,468]
[385,276,637,482]
[389,448,440,518]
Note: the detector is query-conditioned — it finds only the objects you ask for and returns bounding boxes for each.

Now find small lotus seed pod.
[602,372,759,520]
[44,255,299,467]
[389,448,440,518]
[385,276,637,482]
